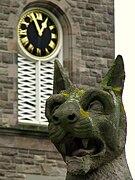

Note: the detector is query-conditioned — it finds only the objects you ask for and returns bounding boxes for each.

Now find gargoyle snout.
[52,102,79,125]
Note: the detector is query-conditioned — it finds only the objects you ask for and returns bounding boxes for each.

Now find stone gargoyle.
[45,55,132,180]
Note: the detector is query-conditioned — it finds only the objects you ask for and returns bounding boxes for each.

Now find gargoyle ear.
[53,59,73,94]
[101,55,125,94]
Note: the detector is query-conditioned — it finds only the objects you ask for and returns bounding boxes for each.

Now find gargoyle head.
[45,56,126,175]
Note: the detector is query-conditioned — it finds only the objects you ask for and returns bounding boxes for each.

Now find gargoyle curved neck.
[66,151,132,180]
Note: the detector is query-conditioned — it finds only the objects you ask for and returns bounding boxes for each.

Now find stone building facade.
[0,0,114,179]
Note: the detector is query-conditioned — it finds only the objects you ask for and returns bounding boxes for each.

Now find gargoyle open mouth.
[58,133,105,158]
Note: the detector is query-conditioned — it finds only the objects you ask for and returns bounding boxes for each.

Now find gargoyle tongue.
[72,147,96,156]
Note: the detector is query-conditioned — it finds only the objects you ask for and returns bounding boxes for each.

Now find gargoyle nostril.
[68,113,76,121]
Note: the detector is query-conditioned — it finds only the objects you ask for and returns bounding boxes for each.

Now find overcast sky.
[115,0,135,179]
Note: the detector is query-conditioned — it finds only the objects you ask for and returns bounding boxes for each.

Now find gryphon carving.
[45,56,132,180]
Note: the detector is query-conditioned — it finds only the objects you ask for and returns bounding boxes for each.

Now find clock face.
[18,9,59,60]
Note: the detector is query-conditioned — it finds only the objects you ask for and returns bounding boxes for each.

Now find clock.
[18,8,60,60]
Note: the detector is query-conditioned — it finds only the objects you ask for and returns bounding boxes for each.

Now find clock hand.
[40,17,48,35]
[31,13,42,36]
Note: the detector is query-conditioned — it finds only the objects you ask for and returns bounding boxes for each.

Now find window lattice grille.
[18,54,54,125]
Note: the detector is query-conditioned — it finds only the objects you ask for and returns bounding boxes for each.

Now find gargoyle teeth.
[81,139,89,149]
[59,143,66,155]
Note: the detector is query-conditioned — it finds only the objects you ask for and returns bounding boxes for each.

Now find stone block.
[88,0,101,4]
[86,60,96,68]
[56,160,66,168]
[90,69,102,78]
[0,170,5,177]
[0,29,4,38]
[5,29,13,39]
[46,151,63,160]
[0,13,8,21]
[69,8,81,16]
[102,48,114,59]
[0,77,13,84]
[8,64,17,77]
[81,76,96,86]
[103,14,114,24]
[88,49,102,57]
[92,13,103,22]
[0,136,15,149]
[41,164,66,177]
[34,155,45,163]
[0,101,13,111]
[108,6,114,15]
[0,162,16,171]
[0,42,7,51]
[26,174,65,180]
[7,40,18,52]
[29,150,45,156]
[10,0,20,8]
[95,58,108,68]
[0,92,8,101]
[94,39,108,47]
[2,53,13,64]
[3,7,10,14]
[81,25,95,32]
[96,23,107,32]
[72,17,84,24]
[95,5,107,13]
[0,0,10,6]
[82,10,91,17]
[8,90,17,101]
[107,24,114,33]
[0,155,12,163]
[0,68,8,76]
[6,172,26,179]
[0,177,6,180]
[17,164,41,174]
[77,2,86,9]
[101,32,114,40]
[86,4,95,11]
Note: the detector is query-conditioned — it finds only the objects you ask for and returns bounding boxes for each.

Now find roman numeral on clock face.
[19,29,27,36]
[49,25,55,30]
[21,36,29,46]
[36,48,41,56]
[27,43,34,53]
[35,12,43,21]
[51,33,57,39]
[45,48,49,55]
[49,40,56,49]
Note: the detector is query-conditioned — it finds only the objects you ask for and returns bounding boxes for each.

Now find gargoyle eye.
[51,103,61,115]
[89,100,104,114]
[51,104,60,114]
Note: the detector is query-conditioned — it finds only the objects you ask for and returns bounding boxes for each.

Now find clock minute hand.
[31,13,42,36]
[40,17,48,35]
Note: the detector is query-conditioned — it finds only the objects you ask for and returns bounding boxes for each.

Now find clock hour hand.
[31,13,42,36]
[40,17,48,35]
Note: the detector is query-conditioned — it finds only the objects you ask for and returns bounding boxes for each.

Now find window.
[18,8,63,125]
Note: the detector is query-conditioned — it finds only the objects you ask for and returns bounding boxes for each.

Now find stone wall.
[0,128,66,179]
[0,0,114,179]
